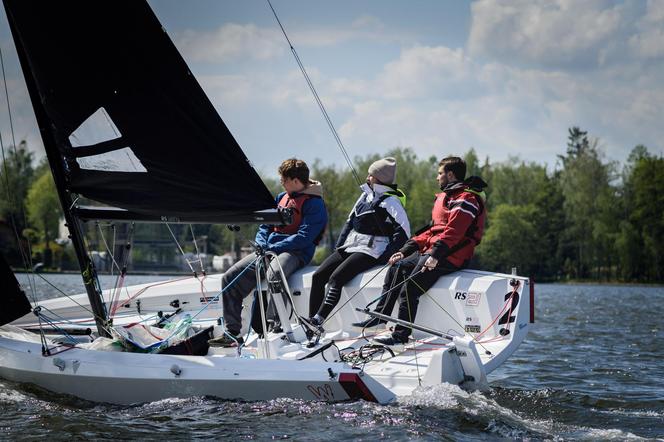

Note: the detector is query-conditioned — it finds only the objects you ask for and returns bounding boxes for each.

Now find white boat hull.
[3,266,534,404]
[0,329,393,404]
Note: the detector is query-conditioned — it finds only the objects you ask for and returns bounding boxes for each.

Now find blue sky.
[1,0,663,178]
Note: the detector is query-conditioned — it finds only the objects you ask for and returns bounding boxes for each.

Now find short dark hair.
[439,156,466,181]
[278,158,310,183]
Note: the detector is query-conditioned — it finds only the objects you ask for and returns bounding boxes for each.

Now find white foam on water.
[575,428,646,441]
[0,388,27,404]
[593,407,664,418]
[400,384,560,438]
[460,389,559,437]
[140,397,199,409]
[398,383,465,408]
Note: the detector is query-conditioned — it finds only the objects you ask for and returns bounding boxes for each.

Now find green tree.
[557,127,619,279]
[621,147,664,281]
[476,204,542,275]
[311,160,357,248]
[0,141,35,263]
[464,148,483,178]
[25,170,62,266]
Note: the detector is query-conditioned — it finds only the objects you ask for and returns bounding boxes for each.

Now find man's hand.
[249,241,265,256]
[422,255,438,271]
[388,252,404,265]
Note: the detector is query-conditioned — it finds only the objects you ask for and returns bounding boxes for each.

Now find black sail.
[4,0,277,222]
[0,254,31,326]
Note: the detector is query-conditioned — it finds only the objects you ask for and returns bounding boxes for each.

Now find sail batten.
[4,0,276,222]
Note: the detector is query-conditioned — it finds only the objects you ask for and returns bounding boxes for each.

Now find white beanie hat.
[368,157,397,185]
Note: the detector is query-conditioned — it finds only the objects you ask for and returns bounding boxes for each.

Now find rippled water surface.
[3,275,663,440]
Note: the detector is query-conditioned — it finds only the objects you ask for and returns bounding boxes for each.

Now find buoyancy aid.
[273,192,325,244]
[409,176,487,268]
[350,189,406,237]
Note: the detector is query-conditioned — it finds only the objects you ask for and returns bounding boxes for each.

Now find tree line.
[1,127,662,282]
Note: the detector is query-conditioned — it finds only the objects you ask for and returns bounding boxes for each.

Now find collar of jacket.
[360,182,393,196]
[441,180,465,193]
[288,179,323,198]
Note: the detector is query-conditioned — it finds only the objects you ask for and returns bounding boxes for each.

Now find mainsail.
[4,0,278,223]
[4,0,286,335]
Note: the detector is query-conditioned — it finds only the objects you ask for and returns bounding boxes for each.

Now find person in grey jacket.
[308,157,410,325]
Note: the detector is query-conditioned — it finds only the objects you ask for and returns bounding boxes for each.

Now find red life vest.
[273,193,312,235]
[413,188,485,268]
[430,193,447,234]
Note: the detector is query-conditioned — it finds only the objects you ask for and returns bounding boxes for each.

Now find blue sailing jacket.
[255,180,327,265]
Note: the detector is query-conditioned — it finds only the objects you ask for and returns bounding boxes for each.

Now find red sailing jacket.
[404,180,486,268]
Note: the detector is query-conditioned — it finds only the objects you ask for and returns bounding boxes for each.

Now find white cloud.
[196,74,255,107]
[628,0,664,59]
[377,46,476,100]
[175,15,405,64]
[0,77,43,156]
[468,0,627,67]
[331,41,664,166]
[176,23,284,62]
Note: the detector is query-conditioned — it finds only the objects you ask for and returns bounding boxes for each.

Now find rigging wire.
[105,222,135,319]
[31,272,95,317]
[189,224,206,274]
[96,222,122,274]
[0,44,38,304]
[165,223,196,274]
[267,0,396,272]
[110,223,117,278]
[321,263,390,327]
[266,0,363,187]
[411,276,493,356]
[403,283,422,385]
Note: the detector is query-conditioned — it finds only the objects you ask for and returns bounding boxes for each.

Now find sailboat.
[0,0,534,405]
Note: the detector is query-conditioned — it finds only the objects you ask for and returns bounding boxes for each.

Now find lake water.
[2,274,663,440]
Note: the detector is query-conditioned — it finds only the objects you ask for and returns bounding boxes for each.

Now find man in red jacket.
[362,156,487,345]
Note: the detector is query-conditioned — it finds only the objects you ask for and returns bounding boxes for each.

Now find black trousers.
[309,249,378,318]
[373,252,458,340]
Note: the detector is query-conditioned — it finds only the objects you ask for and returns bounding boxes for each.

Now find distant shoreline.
[538,280,664,288]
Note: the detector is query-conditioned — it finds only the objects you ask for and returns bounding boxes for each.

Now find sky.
[1,0,663,178]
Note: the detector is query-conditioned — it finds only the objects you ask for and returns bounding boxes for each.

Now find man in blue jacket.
[210,158,327,347]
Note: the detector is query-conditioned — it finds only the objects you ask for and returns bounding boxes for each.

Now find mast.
[4,7,110,337]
